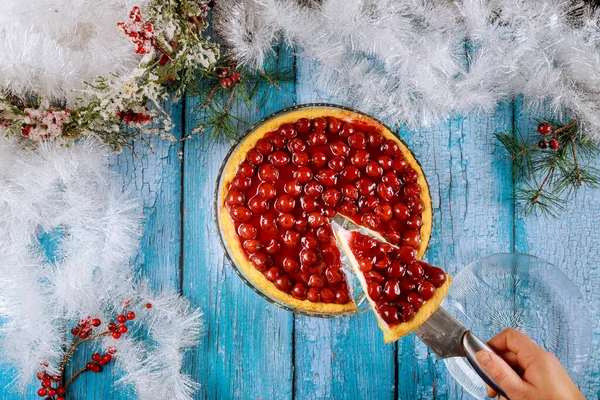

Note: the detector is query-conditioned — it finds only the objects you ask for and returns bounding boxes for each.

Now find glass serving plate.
[443,253,592,399]
[214,103,432,317]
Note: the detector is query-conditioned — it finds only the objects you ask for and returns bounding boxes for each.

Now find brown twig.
[202,83,218,110]
[259,70,281,90]
[531,163,555,204]
[552,120,578,136]
[510,143,538,161]
[570,136,582,186]
[64,367,87,389]
[224,86,237,114]
[60,332,110,381]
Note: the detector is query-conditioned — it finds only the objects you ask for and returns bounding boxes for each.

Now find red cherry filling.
[348,231,445,327]
[225,115,427,306]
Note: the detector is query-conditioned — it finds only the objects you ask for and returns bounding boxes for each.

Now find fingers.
[476,350,528,399]
[487,328,545,371]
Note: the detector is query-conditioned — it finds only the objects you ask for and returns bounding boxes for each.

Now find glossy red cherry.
[330,141,350,156]
[275,275,293,292]
[328,155,345,172]
[300,195,319,212]
[282,230,300,247]
[311,152,328,168]
[407,292,424,309]
[315,169,338,187]
[308,131,328,146]
[397,302,415,322]
[291,283,308,300]
[392,156,407,171]
[406,215,422,229]
[295,218,308,233]
[284,180,302,196]
[383,280,401,302]
[258,164,279,181]
[321,188,340,207]
[257,182,276,200]
[374,203,393,221]
[230,206,252,222]
[402,167,418,183]
[248,196,268,213]
[265,267,281,282]
[382,171,401,191]
[316,226,332,243]
[301,233,319,249]
[355,178,375,195]
[260,212,278,233]
[275,195,295,212]
[418,281,435,300]
[348,132,367,149]
[255,138,274,155]
[381,140,400,156]
[288,138,306,153]
[296,118,311,133]
[307,288,321,302]
[367,131,384,148]
[387,261,406,279]
[243,239,262,253]
[367,282,382,301]
[406,262,425,282]
[225,190,245,206]
[397,246,416,264]
[341,184,359,199]
[335,289,350,304]
[321,287,336,303]
[313,117,327,131]
[340,165,361,181]
[269,151,290,167]
[366,161,383,177]
[358,258,373,272]
[374,255,391,269]
[292,152,309,166]
[407,198,425,214]
[426,266,447,287]
[358,195,379,212]
[238,162,255,177]
[350,150,369,168]
[278,213,295,229]
[325,267,343,284]
[307,212,325,228]
[246,149,264,165]
[283,257,300,273]
[400,277,417,291]
[322,207,336,218]
[338,201,358,216]
[375,183,393,202]
[230,175,251,191]
[326,117,342,133]
[296,167,314,186]
[365,270,385,283]
[402,229,421,248]
[304,181,324,197]
[378,156,393,170]
[300,249,321,267]
[379,304,400,325]
[393,203,410,220]
[269,133,286,149]
[265,239,281,254]
[403,182,421,198]
[338,123,355,137]
[308,275,324,288]
[278,123,297,139]
[362,212,380,229]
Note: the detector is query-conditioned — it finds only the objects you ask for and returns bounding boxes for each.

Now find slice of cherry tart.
[336,229,450,342]
[219,107,433,314]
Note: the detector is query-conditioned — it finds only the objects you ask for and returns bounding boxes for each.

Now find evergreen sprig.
[497,120,600,217]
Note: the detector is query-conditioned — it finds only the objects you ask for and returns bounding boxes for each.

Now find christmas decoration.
[0,0,219,151]
[0,138,202,399]
[497,121,600,216]
[213,0,600,141]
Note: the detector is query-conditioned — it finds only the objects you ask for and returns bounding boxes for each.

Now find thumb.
[476,350,526,399]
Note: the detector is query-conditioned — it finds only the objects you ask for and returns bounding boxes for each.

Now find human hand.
[475,328,584,400]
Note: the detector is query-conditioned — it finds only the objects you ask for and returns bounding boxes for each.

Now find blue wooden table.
[3,47,600,400]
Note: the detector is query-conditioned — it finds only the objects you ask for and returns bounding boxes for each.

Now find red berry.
[426,266,447,288]
[387,261,406,279]
[403,182,421,198]
[294,166,313,183]
[248,196,269,213]
[402,229,421,248]
[383,280,401,302]
[117,314,126,324]
[258,163,279,182]
[382,171,401,191]
[355,178,375,195]
[307,288,321,302]
[92,352,101,362]
[311,152,328,168]
[296,118,311,133]
[418,281,435,300]
[367,131,384,148]
[291,283,308,300]
[338,201,358,216]
[406,215,422,229]
[320,287,336,303]
[374,204,393,221]
[322,188,341,207]
[112,332,121,339]
[328,155,345,172]
[308,131,327,146]
[549,138,559,150]
[315,169,338,187]
[265,267,281,282]
[304,180,323,197]
[57,387,66,395]
[325,267,343,284]
[335,289,350,304]
[108,322,117,331]
[366,161,383,177]
[238,223,257,240]
[339,124,355,137]
[288,138,305,153]
[350,150,369,168]
[377,183,394,202]
[102,354,112,363]
[393,203,410,220]
[312,117,327,131]
[275,194,295,212]
[70,327,80,336]
[108,346,118,354]
[269,150,290,167]
[348,132,367,149]
[379,304,400,325]
[397,246,417,264]
[91,318,101,327]
[244,239,263,254]
[217,68,228,78]
[537,123,552,135]
[407,198,425,214]
[402,168,418,183]
[230,205,252,222]
[275,275,293,292]
[38,388,47,397]
[118,325,128,333]
[365,270,385,282]
[86,362,95,370]
[340,165,361,181]
[230,72,241,84]
[220,77,232,89]
[326,117,341,133]
[255,138,274,155]
[330,141,350,156]
[381,140,401,156]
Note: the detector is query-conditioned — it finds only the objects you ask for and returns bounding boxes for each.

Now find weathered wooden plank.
[292,58,396,400]
[396,103,515,399]
[181,45,295,399]
[513,98,600,400]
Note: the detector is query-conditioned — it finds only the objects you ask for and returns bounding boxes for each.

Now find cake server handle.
[462,331,510,399]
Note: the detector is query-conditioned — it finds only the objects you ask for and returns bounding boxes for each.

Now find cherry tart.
[337,230,450,342]
[219,107,433,314]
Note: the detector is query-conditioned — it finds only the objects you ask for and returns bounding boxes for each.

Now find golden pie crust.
[218,107,433,314]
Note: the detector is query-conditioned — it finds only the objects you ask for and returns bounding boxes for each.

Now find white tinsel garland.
[214,0,600,137]
[0,137,201,400]
[0,0,144,106]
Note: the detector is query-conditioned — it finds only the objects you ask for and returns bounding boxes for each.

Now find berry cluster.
[537,123,560,150]
[118,6,155,54]
[35,301,152,399]
[217,66,242,89]
[21,109,70,140]
[117,109,152,125]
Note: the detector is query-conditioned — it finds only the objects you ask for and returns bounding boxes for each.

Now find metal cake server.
[330,215,508,398]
